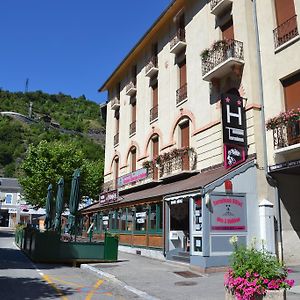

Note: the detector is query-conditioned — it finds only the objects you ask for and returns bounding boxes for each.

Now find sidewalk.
[82,252,300,300]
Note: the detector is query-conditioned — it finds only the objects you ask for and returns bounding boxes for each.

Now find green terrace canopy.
[68,169,80,235]
[45,183,53,230]
[54,178,64,233]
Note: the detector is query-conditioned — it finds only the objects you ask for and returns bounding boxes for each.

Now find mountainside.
[0,90,105,177]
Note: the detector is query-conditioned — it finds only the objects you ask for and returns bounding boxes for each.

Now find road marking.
[48,275,84,288]
[42,274,68,300]
[85,279,104,300]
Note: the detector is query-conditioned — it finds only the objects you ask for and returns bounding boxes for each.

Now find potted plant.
[200,48,210,61]
[224,236,294,300]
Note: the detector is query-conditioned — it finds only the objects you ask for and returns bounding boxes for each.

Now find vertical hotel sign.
[221,93,247,169]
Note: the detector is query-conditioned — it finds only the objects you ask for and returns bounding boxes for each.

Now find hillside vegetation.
[0,90,105,177]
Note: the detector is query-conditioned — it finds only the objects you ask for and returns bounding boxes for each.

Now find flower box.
[225,288,286,300]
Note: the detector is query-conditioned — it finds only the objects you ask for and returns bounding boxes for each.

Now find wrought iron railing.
[150,105,158,122]
[201,39,244,76]
[111,97,120,108]
[176,83,187,105]
[272,121,300,149]
[170,28,186,49]
[126,81,137,93]
[159,148,197,177]
[129,121,136,135]
[145,56,158,74]
[114,133,119,146]
[210,0,223,11]
[273,15,299,49]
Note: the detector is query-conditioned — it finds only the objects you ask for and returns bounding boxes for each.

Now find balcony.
[143,147,197,181]
[176,83,187,106]
[114,133,119,147]
[125,81,137,96]
[129,121,136,136]
[273,15,299,50]
[201,39,244,82]
[111,97,120,110]
[267,110,300,156]
[145,56,158,78]
[150,105,158,123]
[210,0,232,16]
[170,28,186,55]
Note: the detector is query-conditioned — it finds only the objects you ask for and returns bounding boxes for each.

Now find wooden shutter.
[179,60,187,87]
[132,101,136,122]
[275,0,296,26]
[152,137,159,180]
[115,111,120,133]
[131,148,136,172]
[221,18,234,40]
[283,73,300,111]
[180,122,190,171]
[114,158,119,188]
[152,84,158,107]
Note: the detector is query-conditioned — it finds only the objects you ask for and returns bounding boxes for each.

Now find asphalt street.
[0,227,140,300]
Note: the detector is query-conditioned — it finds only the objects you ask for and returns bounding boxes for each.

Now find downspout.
[252,0,283,260]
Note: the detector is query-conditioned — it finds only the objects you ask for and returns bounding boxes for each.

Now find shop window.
[157,202,163,230]
[120,209,126,231]
[135,205,147,232]
[127,208,134,231]
[102,214,109,231]
[5,194,12,204]
[111,211,118,230]
[149,204,157,230]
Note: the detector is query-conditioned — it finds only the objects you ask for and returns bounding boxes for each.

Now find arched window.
[130,147,137,172]
[113,157,119,189]
[151,135,159,179]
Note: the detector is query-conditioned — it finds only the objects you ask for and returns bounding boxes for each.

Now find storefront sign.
[221,93,247,169]
[117,168,148,188]
[269,159,300,172]
[210,194,247,231]
[136,212,147,218]
[8,208,17,214]
[136,218,145,224]
[99,190,118,205]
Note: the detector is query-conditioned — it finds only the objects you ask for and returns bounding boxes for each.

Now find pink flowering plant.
[224,237,294,300]
[266,108,300,130]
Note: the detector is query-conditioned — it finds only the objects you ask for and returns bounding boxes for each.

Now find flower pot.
[225,289,286,300]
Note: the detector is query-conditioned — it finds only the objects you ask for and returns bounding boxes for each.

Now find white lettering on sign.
[226,105,242,126]
[136,212,146,218]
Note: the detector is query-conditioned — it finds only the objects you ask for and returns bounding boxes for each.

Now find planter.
[225,289,286,300]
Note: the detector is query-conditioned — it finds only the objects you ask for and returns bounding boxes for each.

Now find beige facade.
[99,0,300,265]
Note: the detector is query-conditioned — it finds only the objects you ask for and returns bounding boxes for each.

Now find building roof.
[0,178,22,191]
[99,0,181,92]
[80,157,256,214]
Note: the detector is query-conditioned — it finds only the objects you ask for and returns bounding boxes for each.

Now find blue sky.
[0,1,171,103]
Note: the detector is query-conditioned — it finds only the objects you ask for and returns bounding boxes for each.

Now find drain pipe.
[252,0,283,260]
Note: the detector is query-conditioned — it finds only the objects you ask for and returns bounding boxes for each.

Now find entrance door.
[168,199,190,252]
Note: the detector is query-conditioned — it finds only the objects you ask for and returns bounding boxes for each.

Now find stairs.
[171,251,190,263]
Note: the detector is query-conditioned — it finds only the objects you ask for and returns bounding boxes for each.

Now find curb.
[81,264,160,300]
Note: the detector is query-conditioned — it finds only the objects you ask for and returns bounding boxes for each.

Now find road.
[0,227,141,300]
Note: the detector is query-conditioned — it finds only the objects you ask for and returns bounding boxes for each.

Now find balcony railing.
[271,121,300,150]
[114,133,119,146]
[129,121,136,135]
[176,83,187,105]
[273,15,299,49]
[125,81,137,96]
[111,97,120,110]
[150,105,158,123]
[210,0,232,15]
[201,39,244,80]
[170,28,186,54]
[159,148,197,178]
[145,56,158,77]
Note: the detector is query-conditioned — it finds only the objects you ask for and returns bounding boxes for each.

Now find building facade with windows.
[81,0,300,269]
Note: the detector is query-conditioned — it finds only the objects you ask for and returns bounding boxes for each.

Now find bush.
[224,236,294,300]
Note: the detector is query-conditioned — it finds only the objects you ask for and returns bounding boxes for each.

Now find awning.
[81,157,256,214]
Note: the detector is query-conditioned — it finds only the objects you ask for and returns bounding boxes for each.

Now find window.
[114,157,119,189]
[274,0,298,48]
[152,136,159,180]
[120,209,126,231]
[5,194,12,204]
[130,98,136,135]
[177,59,187,105]
[127,208,134,231]
[149,203,162,232]
[150,83,158,122]
[283,73,300,111]
[221,18,234,40]
[130,147,137,172]
[180,121,190,170]
[135,205,147,231]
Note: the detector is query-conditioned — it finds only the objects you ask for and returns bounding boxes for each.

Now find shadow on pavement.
[0,276,75,300]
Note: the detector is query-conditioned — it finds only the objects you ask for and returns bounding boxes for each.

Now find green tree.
[19,140,103,208]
